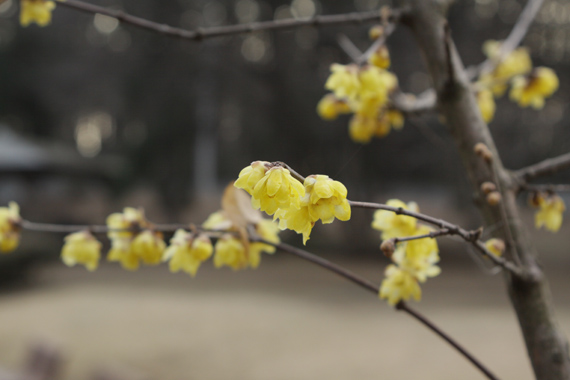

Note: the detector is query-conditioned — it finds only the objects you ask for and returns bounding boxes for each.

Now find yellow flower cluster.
[163,230,213,276]
[61,231,101,271]
[476,40,559,122]
[235,162,351,244]
[372,200,441,306]
[318,62,402,144]
[204,212,280,270]
[20,0,56,27]
[106,208,165,270]
[530,192,566,233]
[510,67,559,109]
[0,202,22,253]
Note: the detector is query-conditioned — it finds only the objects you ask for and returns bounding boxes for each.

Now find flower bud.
[380,239,396,259]
[474,143,493,163]
[486,191,502,206]
[480,182,496,194]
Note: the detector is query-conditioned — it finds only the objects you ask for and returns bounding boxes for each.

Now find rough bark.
[397,1,570,378]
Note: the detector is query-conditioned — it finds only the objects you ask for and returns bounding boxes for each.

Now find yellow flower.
[368,45,391,69]
[20,0,56,27]
[107,239,139,270]
[349,114,376,144]
[202,211,233,230]
[60,231,101,271]
[163,230,213,276]
[234,161,270,195]
[251,167,305,215]
[358,66,397,103]
[108,229,165,270]
[305,175,351,224]
[481,40,532,96]
[106,207,148,241]
[131,230,166,265]
[375,109,404,138]
[372,199,419,240]
[379,264,421,306]
[275,175,350,244]
[485,238,505,257]
[533,193,565,232]
[392,226,440,283]
[317,94,352,120]
[477,88,496,123]
[510,67,559,109]
[325,64,360,101]
[213,236,249,270]
[248,219,281,268]
[276,204,314,244]
[0,202,21,253]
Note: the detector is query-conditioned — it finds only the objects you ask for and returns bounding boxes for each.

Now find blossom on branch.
[371,199,418,240]
[531,192,565,233]
[379,264,421,306]
[480,40,532,97]
[317,94,351,120]
[20,0,56,27]
[373,200,441,306]
[60,231,101,271]
[250,166,305,215]
[0,202,22,253]
[163,230,213,276]
[319,62,400,144]
[510,67,559,109]
[485,238,505,257]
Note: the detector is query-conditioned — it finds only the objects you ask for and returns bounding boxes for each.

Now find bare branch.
[349,200,524,277]
[514,152,570,183]
[392,228,450,244]
[59,0,404,42]
[259,239,500,380]
[467,0,544,80]
[519,184,570,193]
[391,90,437,115]
[337,34,363,62]
[396,302,500,380]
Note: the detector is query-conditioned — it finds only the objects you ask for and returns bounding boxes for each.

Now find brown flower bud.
[380,239,395,259]
[474,143,493,163]
[486,191,502,206]
[480,182,496,194]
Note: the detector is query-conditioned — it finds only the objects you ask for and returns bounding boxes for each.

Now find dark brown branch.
[514,152,570,183]
[21,220,193,234]
[396,302,499,380]
[349,200,523,276]
[59,0,403,42]
[337,34,363,62]
[467,0,544,79]
[262,240,500,380]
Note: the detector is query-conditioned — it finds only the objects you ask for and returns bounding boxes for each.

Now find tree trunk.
[398,1,570,378]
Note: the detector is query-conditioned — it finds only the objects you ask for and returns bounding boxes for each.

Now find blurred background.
[0,0,569,379]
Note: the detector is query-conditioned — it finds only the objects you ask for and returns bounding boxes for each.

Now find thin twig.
[467,0,544,79]
[393,228,450,244]
[348,200,524,277]
[58,0,403,42]
[260,239,500,380]
[337,34,363,62]
[514,152,570,183]
[519,184,570,193]
[391,90,437,115]
[396,302,499,380]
